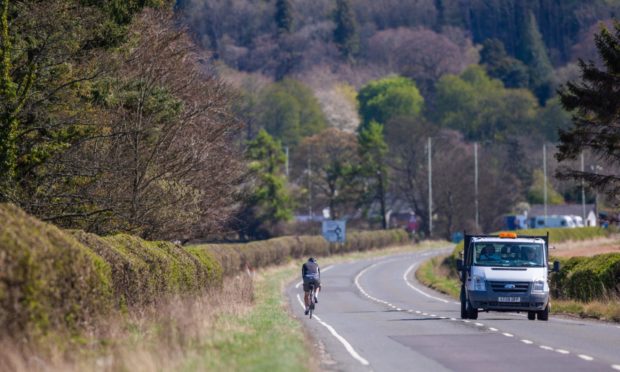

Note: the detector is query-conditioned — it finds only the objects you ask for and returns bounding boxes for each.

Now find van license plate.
[498,297,520,302]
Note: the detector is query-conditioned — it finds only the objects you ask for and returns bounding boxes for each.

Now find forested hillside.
[176,0,619,239]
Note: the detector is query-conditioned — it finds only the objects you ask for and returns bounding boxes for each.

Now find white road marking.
[521,340,533,344]
[403,263,450,303]
[502,333,514,337]
[462,320,470,323]
[611,364,620,370]
[489,327,498,332]
[296,294,369,366]
[450,318,457,321]
[540,345,554,351]
[556,349,570,355]
[416,311,421,314]
[474,322,484,327]
[578,355,593,361]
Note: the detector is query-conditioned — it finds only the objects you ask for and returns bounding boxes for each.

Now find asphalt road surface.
[286,247,620,372]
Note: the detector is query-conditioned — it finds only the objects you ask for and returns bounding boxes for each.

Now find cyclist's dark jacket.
[302,261,320,281]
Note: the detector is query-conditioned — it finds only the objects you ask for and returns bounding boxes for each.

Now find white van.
[530,215,576,228]
[457,232,560,321]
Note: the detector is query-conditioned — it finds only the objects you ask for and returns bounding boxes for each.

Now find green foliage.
[557,22,620,200]
[258,79,327,147]
[480,38,529,89]
[0,204,114,336]
[434,65,539,141]
[238,129,293,240]
[333,0,359,58]
[535,97,572,142]
[275,0,294,33]
[527,169,565,205]
[518,11,554,104]
[357,76,424,134]
[552,253,620,302]
[357,121,389,227]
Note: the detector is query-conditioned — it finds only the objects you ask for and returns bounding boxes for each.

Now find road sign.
[322,220,346,243]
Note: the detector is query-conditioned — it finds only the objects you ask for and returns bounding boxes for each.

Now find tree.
[41,11,245,240]
[257,78,327,147]
[275,0,294,34]
[556,22,620,202]
[518,11,554,104]
[333,0,359,59]
[366,28,476,99]
[434,66,538,141]
[527,169,564,205]
[358,121,388,228]
[295,128,362,219]
[357,76,424,136]
[480,38,530,89]
[236,129,293,240]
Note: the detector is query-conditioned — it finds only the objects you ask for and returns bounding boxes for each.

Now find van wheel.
[460,287,468,319]
[467,301,478,320]
[537,305,549,321]
[527,311,536,320]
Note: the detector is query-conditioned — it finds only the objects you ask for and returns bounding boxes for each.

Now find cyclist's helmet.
[308,257,316,263]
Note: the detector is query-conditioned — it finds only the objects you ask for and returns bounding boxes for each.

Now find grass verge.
[416,254,620,322]
[182,264,309,372]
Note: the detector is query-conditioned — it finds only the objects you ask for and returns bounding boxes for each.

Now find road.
[286,247,620,372]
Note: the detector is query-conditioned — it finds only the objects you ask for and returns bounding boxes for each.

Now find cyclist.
[302,257,321,315]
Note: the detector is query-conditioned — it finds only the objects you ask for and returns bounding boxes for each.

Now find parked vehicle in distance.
[570,215,584,227]
[457,232,560,321]
[529,215,576,228]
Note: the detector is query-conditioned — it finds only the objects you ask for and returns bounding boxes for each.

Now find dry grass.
[552,234,620,257]
[553,299,620,322]
[0,275,254,372]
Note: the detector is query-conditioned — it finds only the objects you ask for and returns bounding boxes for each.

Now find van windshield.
[472,242,544,267]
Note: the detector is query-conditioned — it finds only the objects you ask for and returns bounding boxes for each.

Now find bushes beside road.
[0,204,409,337]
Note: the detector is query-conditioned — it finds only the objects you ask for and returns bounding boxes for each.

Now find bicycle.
[308,283,317,319]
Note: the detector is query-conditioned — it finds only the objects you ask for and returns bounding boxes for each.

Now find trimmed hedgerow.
[0,204,113,336]
[1,203,409,336]
[552,253,620,302]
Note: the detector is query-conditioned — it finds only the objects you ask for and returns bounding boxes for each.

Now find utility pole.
[428,137,433,237]
[543,143,547,224]
[581,152,586,222]
[285,146,289,178]
[474,142,479,231]
[308,157,312,218]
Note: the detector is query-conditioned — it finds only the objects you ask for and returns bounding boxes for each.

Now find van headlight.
[531,280,548,294]
[473,275,486,291]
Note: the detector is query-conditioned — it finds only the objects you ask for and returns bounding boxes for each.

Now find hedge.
[551,253,620,302]
[0,205,113,336]
[0,204,410,336]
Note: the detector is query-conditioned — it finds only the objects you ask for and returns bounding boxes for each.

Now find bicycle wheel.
[308,285,315,319]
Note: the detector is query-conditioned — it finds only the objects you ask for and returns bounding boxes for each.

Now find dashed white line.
[521,339,533,344]
[611,364,620,370]
[296,294,369,366]
[474,322,484,327]
[403,263,450,303]
[540,345,554,351]
[578,355,593,361]
[502,333,514,337]
[556,349,570,355]
[489,327,498,332]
